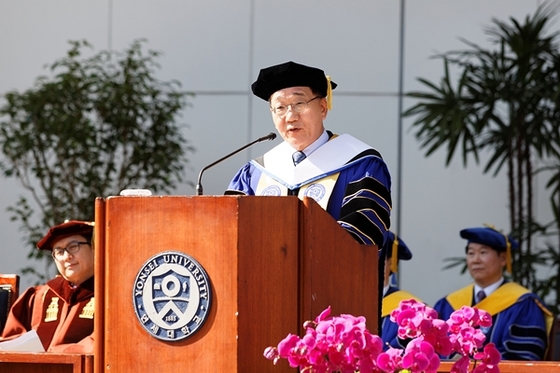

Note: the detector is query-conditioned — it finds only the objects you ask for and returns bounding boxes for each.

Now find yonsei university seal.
[133,251,212,341]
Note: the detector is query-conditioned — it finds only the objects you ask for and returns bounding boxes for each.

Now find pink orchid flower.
[264,301,501,373]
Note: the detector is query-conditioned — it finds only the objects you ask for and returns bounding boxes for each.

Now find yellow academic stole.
[382,290,423,318]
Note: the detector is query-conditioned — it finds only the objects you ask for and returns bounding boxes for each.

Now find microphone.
[196,132,277,195]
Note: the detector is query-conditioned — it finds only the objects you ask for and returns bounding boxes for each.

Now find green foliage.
[403,2,560,312]
[0,39,195,282]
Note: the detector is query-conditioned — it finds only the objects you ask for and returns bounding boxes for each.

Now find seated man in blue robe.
[380,231,423,350]
[433,226,553,360]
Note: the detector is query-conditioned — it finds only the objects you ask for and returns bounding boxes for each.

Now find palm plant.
[403,1,560,310]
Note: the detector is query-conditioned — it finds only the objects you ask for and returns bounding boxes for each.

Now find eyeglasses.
[52,241,90,260]
[270,96,321,117]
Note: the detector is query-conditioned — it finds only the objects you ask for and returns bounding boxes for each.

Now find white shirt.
[295,129,329,161]
[474,277,504,300]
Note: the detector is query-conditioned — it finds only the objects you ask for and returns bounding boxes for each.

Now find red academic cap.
[37,220,95,251]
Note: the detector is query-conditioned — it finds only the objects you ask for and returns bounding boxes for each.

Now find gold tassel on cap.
[505,239,512,274]
[391,234,399,274]
[484,223,512,274]
[326,76,333,110]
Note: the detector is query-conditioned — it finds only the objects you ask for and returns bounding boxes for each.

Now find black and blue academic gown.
[226,132,392,247]
[433,281,553,361]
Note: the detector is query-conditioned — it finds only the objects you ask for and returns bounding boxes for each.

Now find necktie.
[477,290,486,303]
[292,151,306,166]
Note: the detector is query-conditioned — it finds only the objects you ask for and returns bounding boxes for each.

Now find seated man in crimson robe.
[0,220,95,353]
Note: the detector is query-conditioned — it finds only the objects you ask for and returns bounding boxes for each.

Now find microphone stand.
[196,132,276,195]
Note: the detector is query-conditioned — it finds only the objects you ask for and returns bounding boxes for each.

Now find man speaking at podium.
[1,220,95,353]
[226,61,392,248]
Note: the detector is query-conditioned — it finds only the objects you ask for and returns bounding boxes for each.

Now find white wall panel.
[0,0,555,305]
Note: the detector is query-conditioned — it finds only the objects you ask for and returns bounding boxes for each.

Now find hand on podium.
[48,335,93,354]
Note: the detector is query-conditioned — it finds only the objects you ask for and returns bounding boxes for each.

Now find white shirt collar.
[474,277,504,297]
[294,129,328,159]
[259,133,372,187]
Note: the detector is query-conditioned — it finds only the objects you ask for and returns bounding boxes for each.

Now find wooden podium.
[93,195,378,372]
[0,352,92,373]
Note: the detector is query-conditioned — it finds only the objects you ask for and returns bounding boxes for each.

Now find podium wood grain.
[0,352,92,373]
[94,195,378,372]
